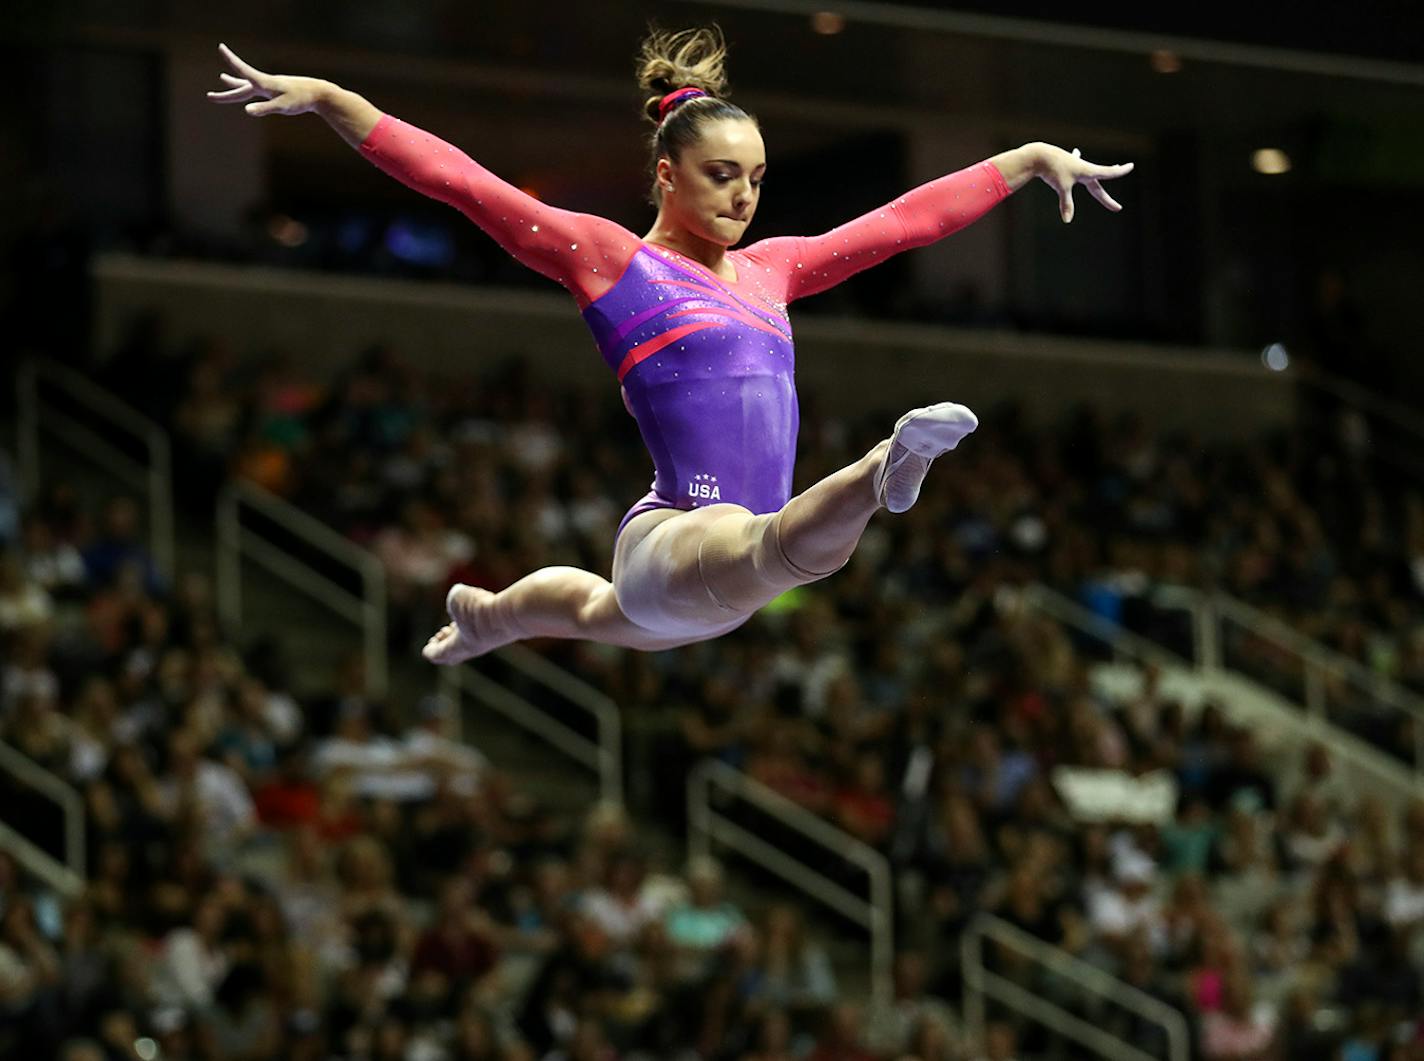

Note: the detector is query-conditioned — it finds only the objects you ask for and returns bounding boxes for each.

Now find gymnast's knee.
[697,509,842,613]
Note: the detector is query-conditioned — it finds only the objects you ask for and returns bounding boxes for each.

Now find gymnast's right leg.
[616,401,980,625]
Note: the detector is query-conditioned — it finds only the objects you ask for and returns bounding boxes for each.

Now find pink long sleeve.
[738,160,1012,304]
[359,115,638,307]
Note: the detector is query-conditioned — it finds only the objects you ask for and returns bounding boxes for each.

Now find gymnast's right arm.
[206,44,631,305]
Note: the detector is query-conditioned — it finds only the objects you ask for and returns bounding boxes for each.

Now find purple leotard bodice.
[582,246,797,534]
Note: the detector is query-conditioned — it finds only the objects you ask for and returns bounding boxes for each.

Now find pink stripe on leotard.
[615,320,723,381]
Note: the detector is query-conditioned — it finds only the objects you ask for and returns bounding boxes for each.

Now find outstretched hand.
[1037,145,1134,223]
[206,43,327,117]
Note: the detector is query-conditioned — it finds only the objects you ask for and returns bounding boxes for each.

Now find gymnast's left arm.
[748,142,1132,304]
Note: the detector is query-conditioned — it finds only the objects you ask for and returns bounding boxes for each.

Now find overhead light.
[1251,148,1291,175]
[266,214,308,247]
[810,11,845,35]
[1261,342,1290,372]
[1149,49,1182,74]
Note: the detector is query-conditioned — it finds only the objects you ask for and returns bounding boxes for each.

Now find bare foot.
[422,584,502,664]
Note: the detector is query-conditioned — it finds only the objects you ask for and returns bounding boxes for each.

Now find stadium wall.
[93,253,1294,435]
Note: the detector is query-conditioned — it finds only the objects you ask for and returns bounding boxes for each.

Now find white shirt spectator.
[1089,851,1166,952]
[1384,872,1424,929]
[161,758,257,849]
[24,541,86,595]
[1200,1003,1276,1059]
[579,889,663,947]
[262,687,303,745]
[0,581,52,633]
[313,734,436,802]
[403,724,487,797]
[149,927,228,1010]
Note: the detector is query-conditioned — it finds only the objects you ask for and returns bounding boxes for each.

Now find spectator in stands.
[755,903,836,1015]
[864,950,957,1057]
[402,693,488,797]
[1282,790,1346,877]
[579,851,662,953]
[808,1001,876,1061]
[0,549,53,633]
[664,856,747,981]
[149,891,230,1012]
[1086,847,1166,959]
[739,1007,796,1061]
[160,729,257,857]
[1210,805,1282,930]
[1199,964,1277,1060]
[1280,742,1352,822]
[19,512,87,600]
[1383,842,1424,932]
[82,496,159,592]
[411,876,500,1011]
[1161,794,1218,877]
[833,752,896,849]
[967,1020,1021,1061]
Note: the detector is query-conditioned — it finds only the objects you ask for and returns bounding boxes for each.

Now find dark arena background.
[4,3,1424,1059]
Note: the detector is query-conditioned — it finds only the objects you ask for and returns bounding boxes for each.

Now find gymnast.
[207,28,1132,661]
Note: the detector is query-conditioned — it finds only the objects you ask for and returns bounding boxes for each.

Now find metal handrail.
[0,821,84,899]
[16,358,174,581]
[1020,585,1188,669]
[1151,584,1424,770]
[0,739,86,881]
[216,480,388,699]
[498,644,622,804]
[215,479,625,801]
[962,914,1190,1061]
[438,656,622,805]
[1299,365,1424,448]
[687,759,894,1006]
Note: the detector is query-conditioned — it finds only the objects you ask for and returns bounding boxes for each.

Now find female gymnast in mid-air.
[208,28,1132,663]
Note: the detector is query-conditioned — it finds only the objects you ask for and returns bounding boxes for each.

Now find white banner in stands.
[1051,767,1178,824]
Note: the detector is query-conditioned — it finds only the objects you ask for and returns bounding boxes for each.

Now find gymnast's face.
[659,118,766,247]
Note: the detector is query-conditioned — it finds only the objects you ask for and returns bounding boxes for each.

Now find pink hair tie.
[658,87,708,122]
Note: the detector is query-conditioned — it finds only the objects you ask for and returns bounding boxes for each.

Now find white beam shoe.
[873,402,979,513]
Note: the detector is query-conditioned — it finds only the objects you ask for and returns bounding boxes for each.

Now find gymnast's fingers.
[1059,182,1075,224]
[219,43,268,86]
[244,96,294,118]
[207,85,255,103]
[207,76,258,103]
[1090,161,1135,181]
[1085,179,1122,212]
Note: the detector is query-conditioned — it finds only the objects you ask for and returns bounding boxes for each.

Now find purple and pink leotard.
[359,115,1011,537]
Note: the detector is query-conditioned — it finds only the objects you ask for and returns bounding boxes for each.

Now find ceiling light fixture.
[1149,49,1182,74]
[1251,148,1291,175]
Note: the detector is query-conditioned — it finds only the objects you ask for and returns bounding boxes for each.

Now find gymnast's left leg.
[618,401,979,623]
[423,566,708,663]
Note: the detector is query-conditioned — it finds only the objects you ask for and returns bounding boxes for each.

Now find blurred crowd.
[2,485,983,1060]
[2,316,1424,1059]
[102,314,1424,749]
